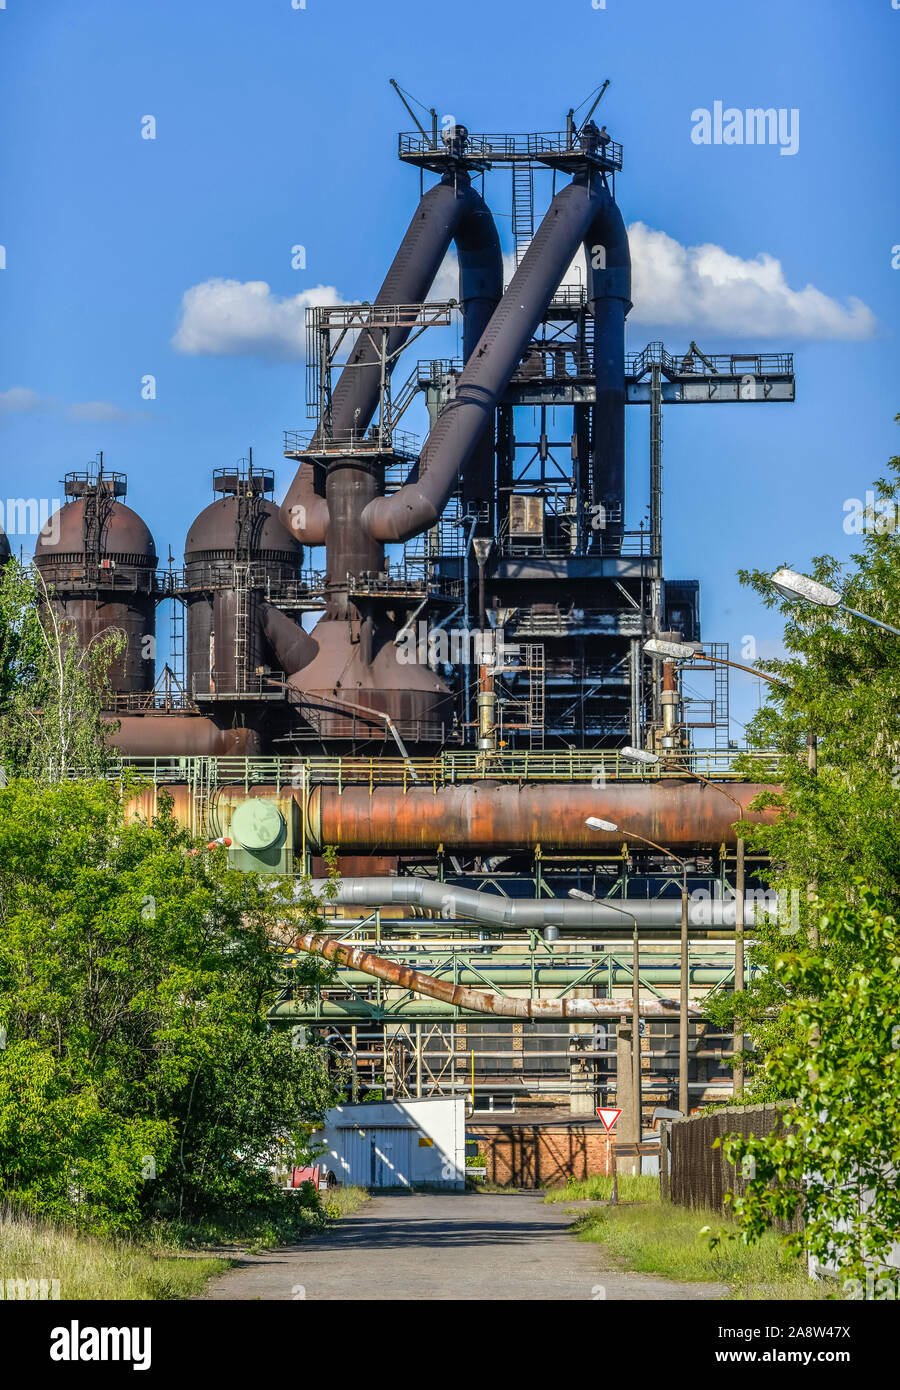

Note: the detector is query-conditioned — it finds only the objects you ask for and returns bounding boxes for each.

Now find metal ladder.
[191,757,217,839]
[233,562,250,692]
[710,643,731,750]
[526,643,545,748]
[170,594,186,692]
[512,163,535,269]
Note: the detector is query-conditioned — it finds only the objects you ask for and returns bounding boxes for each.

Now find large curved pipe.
[279,173,502,542]
[292,931,698,1019]
[260,601,318,676]
[362,172,630,543]
[302,876,773,928]
[301,780,776,853]
[585,197,631,530]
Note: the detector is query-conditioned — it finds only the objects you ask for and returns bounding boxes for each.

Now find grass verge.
[320,1185,370,1219]
[573,1202,830,1300]
[544,1174,660,1204]
[0,1207,232,1301]
[1,1185,368,1298]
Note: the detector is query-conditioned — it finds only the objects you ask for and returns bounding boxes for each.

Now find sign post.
[596,1107,622,1204]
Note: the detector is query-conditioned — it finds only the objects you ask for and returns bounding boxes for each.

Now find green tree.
[0,778,339,1233]
[0,561,124,781]
[720,888,900,1283]
[706,432,900,1092]
[704,425,900,1276]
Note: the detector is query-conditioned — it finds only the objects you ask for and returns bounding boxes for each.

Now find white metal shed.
[318,1097,466,1190]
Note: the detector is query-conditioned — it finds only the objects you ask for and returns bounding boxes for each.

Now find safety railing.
[94,747,787,791]
[626,342,795,382]
[283,428,421,459]
[398,130,624,171]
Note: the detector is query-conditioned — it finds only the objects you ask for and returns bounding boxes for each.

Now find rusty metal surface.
[184,496,301,564]
[303,780,775,852]
[110,716,262,757]
[34,499,157,565]
[287,617,453,740]
[293,931,699,1019]
[34,498,158,695]
[118,774,775,850]
[184,496,303,693]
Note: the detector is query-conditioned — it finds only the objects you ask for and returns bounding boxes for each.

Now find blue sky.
[1,0,898,736]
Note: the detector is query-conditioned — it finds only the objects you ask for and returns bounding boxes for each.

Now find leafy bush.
[0,779,340,1234]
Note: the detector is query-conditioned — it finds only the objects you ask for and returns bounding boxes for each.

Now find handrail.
[82,747,787,787]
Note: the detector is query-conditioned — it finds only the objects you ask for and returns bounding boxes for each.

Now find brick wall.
[468,1122,612,1187]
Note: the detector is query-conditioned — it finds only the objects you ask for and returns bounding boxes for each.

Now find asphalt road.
[200,1193,728,1301]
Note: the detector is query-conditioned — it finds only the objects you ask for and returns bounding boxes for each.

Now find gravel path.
[200,1193,729,1301]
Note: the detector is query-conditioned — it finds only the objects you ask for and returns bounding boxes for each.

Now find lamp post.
[621,745,747,1098]
[569,889,642,1153]
[586,816,691,1116]
[769,568,900,638]
[642,636,790,687]
[640,640,805,1096]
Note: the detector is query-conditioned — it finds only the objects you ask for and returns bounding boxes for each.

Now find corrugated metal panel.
[336,1125,415,1187]
[372,1128,413,1188]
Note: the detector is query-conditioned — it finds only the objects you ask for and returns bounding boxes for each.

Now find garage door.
[371,1128,413,1188]
[341,1127,415,1188]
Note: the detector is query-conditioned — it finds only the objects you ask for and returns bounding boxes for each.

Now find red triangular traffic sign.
[596,1107,621,1132]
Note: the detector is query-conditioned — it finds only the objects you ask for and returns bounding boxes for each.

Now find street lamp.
[642,636,789,686]
[621,744,747,1098]
[769,568,900,638]
[569,888,642,1158]
[585,816,691,1116]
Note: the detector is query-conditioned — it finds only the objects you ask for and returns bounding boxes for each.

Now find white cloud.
[622,223,876,340]
[68,400,141,422]
[175,228,875,364]
[171,278,345,359]
[0,386,41,412]
[0,388,148,424]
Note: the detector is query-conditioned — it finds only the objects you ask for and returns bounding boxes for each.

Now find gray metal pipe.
[361,172,631,543]
[304,877,767,928]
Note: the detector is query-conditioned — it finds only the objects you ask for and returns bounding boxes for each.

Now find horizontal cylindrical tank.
[303,780,773,853]
[107,714,262,757]
[122,778,775,852]
[33,475,158,694]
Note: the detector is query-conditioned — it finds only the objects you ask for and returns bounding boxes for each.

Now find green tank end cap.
[230,798,285,851]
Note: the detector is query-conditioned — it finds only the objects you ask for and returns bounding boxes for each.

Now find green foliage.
[0,561,124,781]
[720,888,900,1279]
[0,778,340,1234]
[574,1203,822,1299]
[702,426,900,1275]
[544,1173,659,1203]
[705,426,900,1092]
[0,1204,233,1300]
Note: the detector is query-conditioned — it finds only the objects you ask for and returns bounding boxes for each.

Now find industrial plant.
[28,100,796,1173]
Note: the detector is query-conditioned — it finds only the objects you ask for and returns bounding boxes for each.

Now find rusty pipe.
[292,931,699,1019]
[301,781,774,854]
